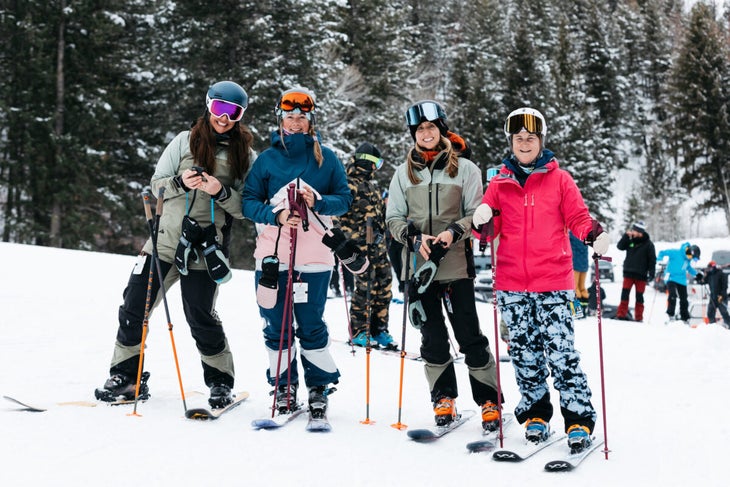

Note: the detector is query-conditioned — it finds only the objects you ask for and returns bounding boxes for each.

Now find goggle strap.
[355,153,382,167]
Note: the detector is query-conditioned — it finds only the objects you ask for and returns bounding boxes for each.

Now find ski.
[251,407,306,429]
[407,410,476,442]
[306,414,332,432]
[492,432,567,462]
[185,391,249,420]
[466,413,516,453]
[544,435,605,472]
[3,395,47,412]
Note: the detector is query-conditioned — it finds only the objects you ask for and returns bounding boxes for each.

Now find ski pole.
[391,227,411,430]
[146,187,188,413]
[361,217,376,425]
[340,261,356,355]
[592,252,612,459]
[271,183,301,417]
[129,190,158,417]
[483,216,506,447]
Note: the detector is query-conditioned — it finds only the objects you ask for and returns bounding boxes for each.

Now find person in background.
[472,107,610,453]
[242,87,351,420]
[383,190,405,294]
[702,260,730,328]
[615,221,656,322]
[657,242,700,324]
[569,231,589,318]
[338,142,396,349]
[95,81,255,409]
[386,100,501,433]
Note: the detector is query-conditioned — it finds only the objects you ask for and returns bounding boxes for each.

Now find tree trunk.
[49,0,66,246]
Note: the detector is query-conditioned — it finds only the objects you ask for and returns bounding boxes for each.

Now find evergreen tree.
[667,2,730,234]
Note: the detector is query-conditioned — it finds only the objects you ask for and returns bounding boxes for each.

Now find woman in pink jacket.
[472,108,610,453]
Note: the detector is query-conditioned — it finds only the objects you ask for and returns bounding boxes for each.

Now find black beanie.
[355,142,381,160]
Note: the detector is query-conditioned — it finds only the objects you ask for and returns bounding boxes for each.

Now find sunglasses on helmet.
[504,113,544,135]
[206,97,246,122]
[279,91,316,113]
[356,153,384,170]
[405,101,445,127]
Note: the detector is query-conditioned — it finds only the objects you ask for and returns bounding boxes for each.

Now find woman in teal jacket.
[657,242,699,322]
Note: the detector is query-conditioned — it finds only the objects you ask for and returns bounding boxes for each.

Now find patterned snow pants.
[497,290,596,433]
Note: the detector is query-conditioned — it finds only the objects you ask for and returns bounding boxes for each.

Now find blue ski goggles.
[405,101,446,126]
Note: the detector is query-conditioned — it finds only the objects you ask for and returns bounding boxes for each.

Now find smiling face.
[511,130,542,165]
[281,112,311,134]
[208,113,236,134]
[415,121,441,150]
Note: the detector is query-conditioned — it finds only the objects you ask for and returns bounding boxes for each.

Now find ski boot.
[433,397,456,427]
[272,383,300,415]
[481,400,499,432]
[94,371,150,402]
[372,331,398,350]
[524,417,550,443]
[567,424,592,453]
[350,331,377,348]
[208,384,233,409]
[308,385,329,420]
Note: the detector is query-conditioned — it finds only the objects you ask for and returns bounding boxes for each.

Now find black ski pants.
[112,254,232,387]
[419,278,498,405]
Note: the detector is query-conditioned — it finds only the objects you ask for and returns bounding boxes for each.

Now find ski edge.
[3,395,47,412]
[492,433,568,462]
[184,391,249,420]
[407,409,477,442]
[251,407,307,429]
[544,436,605,472]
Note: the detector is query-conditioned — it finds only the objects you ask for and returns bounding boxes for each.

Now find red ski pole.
[592,252,612,459]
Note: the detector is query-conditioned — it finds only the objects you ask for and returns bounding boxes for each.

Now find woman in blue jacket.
[657,242,699,323]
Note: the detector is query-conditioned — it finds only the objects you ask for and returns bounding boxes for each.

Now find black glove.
[174,215,204,275]
[407,280,426,329]
[412,241,449,293]
[322,228,369,275]
[200,224,232,284]
[695,272,704,284]
[256,255,280,309]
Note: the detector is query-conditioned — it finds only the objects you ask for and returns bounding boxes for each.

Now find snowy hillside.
[1,239,729,486]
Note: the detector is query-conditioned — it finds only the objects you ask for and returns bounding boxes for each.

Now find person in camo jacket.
[337,142,395,350]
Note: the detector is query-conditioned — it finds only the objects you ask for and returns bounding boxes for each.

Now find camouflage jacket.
[337,162,386,249]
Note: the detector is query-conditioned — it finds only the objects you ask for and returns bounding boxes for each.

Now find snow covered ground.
[1,237,729,486]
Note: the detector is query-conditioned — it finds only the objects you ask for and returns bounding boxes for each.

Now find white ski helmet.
[503,107,547,146]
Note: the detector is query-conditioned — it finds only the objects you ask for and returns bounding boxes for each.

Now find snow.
[1,238,729,486]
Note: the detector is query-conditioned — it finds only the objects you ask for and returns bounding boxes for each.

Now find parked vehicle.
[473,252,493,301]
[589,259,614,282]
[710,250,730,275]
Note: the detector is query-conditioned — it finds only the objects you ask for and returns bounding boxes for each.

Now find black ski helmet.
[207,81,248,109]
[405,100,449,140]
[690,244,701,260]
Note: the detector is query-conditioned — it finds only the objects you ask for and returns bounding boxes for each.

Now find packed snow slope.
[1,238,728,486]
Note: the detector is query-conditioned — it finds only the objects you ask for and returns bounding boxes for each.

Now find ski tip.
[466,440,496,452]
[492,450,522,462]
[185,408,214,420]
[544,460,575,472]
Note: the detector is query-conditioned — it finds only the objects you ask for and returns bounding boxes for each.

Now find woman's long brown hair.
[189,115,254,180]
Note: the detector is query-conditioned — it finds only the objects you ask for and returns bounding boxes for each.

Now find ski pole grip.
[142,190,153,221]
[155,187,165,217]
